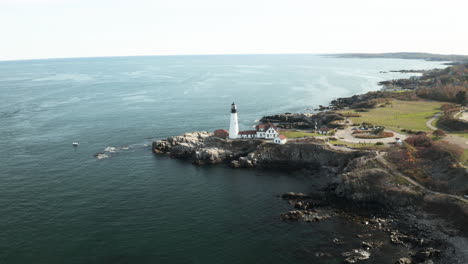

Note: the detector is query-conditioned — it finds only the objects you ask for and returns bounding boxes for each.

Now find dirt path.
[377,153,468,203]
[426,112,468,149]
[426,112,442,130]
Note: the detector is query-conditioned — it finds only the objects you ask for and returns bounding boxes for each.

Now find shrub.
[441,103,459,112]
[380,132,394,138]
[342,113,362,117]
[375,142,384,145]
[433,129,446,138]
[405,135,433,148]
[329,137,337,141]
[373,127,384,135]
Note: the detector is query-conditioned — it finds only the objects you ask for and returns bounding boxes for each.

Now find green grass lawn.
[460,149,468,166]
[339,100,444,131]
[280,130,325,138]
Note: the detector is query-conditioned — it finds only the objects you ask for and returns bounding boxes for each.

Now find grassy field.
[460,149,468,166]
[338,100,444,131]
[280,130,325,138]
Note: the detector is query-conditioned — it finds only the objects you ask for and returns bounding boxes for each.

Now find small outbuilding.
[318,126,330,135]
[274,134,287,144]
[214,129,229,139]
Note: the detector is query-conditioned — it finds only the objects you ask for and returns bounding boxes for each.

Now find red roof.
[278,134,287,140]
[238,130,257,135]
[214,129,229,137]
[256,123,277,131]
[214,129,228,134]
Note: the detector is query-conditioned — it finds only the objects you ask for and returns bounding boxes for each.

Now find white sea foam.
[104,147,117,153]
[95,153,109,160]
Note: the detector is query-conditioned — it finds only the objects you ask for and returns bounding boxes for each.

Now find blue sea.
[0,55,445,263]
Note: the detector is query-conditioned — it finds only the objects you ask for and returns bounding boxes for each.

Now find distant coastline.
[329,52,468,64]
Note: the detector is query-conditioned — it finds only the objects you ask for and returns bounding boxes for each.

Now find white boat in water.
[72,142,79,146]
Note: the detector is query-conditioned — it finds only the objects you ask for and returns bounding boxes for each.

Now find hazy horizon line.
[1,51,466,63]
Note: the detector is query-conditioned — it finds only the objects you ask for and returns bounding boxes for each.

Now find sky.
[0,0,467,60]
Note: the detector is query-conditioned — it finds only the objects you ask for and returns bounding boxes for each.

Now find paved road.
[335,127,407,144]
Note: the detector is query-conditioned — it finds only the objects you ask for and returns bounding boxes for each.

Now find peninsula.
[152,60,468,263]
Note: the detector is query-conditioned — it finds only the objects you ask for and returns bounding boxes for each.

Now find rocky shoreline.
[152,131,468,263]
[278,191,463,264]
[151,63,468,262]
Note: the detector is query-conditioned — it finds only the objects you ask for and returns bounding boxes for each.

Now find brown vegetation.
[387,134,465,193]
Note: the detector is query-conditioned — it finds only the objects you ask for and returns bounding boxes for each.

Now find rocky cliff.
[247,140,364,171]
[152,131,262,165]
[334,153,425,208]
[153,132,365,171]
[153,131,468,221]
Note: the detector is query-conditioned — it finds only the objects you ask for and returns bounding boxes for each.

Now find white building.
[255,123,279,139]
[274,135,287,144]
[229,102,239,139]
[318,126,330,135]
[225,103,284,141]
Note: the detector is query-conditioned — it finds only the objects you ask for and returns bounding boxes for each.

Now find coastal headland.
[152,58,468,263]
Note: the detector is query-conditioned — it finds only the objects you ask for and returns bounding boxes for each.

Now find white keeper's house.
[214,102,287,144]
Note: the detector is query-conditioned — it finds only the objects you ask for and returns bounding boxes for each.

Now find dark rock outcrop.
[341,249,371,263]
[250,140,364,170]
[259,112,345,129]
[153,132,365,171]
[152,131,262,165]
[333,153,425,209]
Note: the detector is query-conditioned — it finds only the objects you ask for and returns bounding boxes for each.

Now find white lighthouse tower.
[229,102,239,139]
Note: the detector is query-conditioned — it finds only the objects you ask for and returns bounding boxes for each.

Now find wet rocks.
[396,257,412,264]
[153,131,364,169]
[152,131,262,165]
[413,248,440,262]
[280,210,305,221]
[332,237,344,245]
[342,249,371,263]
[280,209,332,222]
[281,192,311,200]
[361,240,383,250]
[294,201,312,210]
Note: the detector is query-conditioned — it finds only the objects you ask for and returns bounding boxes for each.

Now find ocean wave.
[33,73,94,82]
[233,65,271,69]
[121,95,156,103]
[95,143,147,159]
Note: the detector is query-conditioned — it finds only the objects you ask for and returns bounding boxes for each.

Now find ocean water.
[0,55,446,264]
